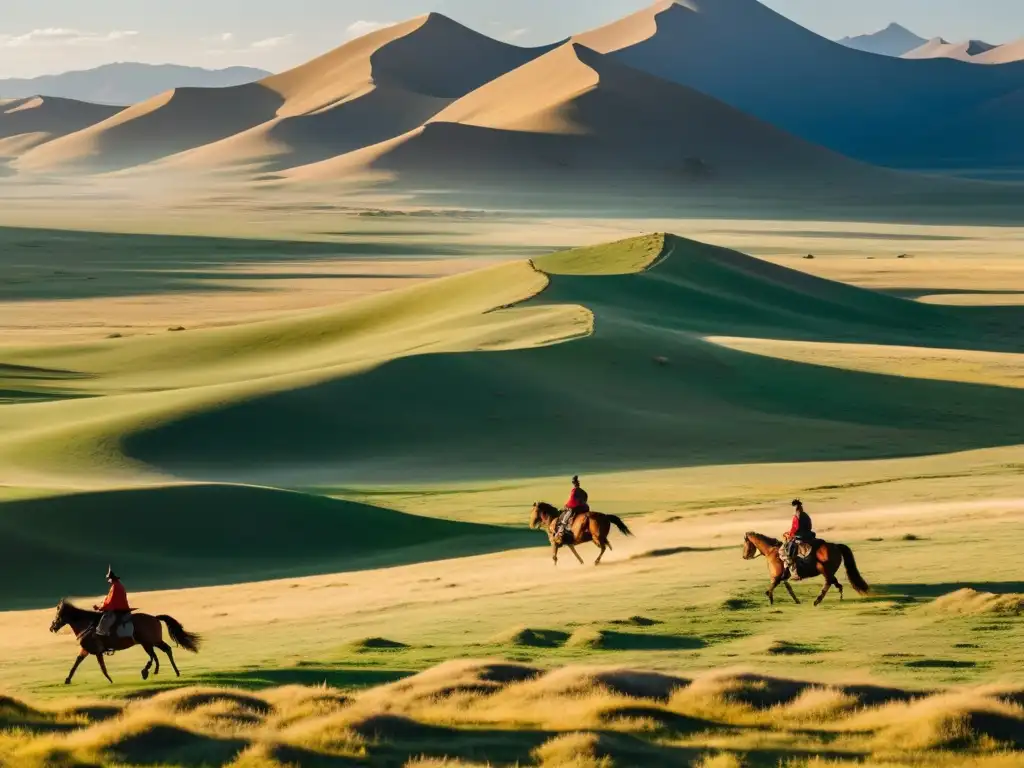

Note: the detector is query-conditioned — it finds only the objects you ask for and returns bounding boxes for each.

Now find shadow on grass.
[194,665,416,691]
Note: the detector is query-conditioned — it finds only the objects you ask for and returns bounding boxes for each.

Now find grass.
[2,662,1024,766]
[3,222,1024,765]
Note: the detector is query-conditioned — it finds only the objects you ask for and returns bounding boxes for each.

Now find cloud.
[346,21,395,39]
[249,34,293,50]
[0,28,139,48]
[507,28,529,40]
[218,32,235,43]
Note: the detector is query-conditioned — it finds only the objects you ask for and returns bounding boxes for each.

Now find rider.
[94,565,131,638]
[555,475,590,543]
[782,499,814,577]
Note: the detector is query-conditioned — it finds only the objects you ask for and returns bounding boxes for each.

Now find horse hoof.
[141,670,149,680]
[64,679,71,685]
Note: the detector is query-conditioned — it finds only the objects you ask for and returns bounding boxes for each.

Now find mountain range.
[0,63,270,106]
[5,0,1024,202]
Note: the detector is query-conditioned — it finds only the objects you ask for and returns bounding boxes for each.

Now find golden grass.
[2,662,1023,766]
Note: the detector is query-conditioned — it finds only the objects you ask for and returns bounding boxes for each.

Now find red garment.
[787,514,801,538]
[565,487,589,511]
[99,581,130,612]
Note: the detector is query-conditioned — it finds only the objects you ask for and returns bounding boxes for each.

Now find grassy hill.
[4,232,1024,605]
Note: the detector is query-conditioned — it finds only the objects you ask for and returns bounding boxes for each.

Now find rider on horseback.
[555,475,590,544]
[781,499,814,578]
[94,565,132,638]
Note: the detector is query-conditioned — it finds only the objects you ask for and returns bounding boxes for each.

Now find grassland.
[2,217,1024,766]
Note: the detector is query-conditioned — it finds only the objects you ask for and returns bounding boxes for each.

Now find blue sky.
[1,0,1021,78]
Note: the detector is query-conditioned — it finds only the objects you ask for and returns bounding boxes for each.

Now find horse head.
[50,599,68,634]
[530,501,556,530]
[742,532,759,560]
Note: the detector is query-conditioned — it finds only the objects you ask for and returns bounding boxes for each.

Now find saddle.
[793,534,819,561]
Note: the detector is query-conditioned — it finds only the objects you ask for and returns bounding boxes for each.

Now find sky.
[1,0,1022,79]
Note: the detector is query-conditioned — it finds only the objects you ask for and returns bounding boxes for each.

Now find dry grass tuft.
[926,588,1024,617]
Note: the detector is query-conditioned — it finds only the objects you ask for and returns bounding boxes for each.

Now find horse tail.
[157,615,202,653]
[837,544,870,595]
[606,515,633,537]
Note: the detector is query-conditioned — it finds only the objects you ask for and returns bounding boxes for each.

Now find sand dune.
[283,42,882,193]
[572,0,1024,171]
[15,83,284,173]
[0,96,121,158]
[976,39,1024,64]
[903,38,996,61]
[20,14,556,175]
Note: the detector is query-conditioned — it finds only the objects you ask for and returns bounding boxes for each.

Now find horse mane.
[535,501,559,515]
[746,531,781,548]
[59,600,98,619]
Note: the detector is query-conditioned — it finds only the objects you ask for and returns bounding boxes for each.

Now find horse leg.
[783,581,801,604]
[567,543,584,565]
[141,644,157,680]
[594,538,607,566]
[814,578,833,607]
[832,576,844,601]
[96,653,113,683]
[552,542,559,566]
[158,641,181,677]
[766,575,782,605]
[65,649,88,685]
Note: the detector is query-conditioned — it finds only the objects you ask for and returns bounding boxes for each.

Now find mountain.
[0,96,122,159]
[17,15,558,174]
[0,63,269,106]
[903,38,996,61]
[572,0,1024,171]
[837,23,927,57]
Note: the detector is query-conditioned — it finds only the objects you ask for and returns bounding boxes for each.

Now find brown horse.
[742,532,870,606]
[530,501,633,565]
[49,599,201,684]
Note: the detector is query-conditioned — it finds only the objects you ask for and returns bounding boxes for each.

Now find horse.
[530,501,633,566]
[49,599,201,685]
[742,532,870,606]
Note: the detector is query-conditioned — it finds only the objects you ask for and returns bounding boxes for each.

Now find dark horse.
[530,501,633,565]
[49,599,201,684]
[742,532,870,606]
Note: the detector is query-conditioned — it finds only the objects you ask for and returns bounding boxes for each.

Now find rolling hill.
[837,23,927,57]
[573,0,1024,171]
[0,63,269,106]
[3,233,1024,495]
[17,14,557,174]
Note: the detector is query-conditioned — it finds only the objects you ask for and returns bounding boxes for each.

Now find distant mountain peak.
[0,62,271,106]
[837,21,928,57]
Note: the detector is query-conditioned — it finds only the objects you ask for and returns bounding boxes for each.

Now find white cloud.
[507,28,529,40]
[249,34,293,50]
[0,28,139,48]
[218,32,235,43]
[346,21,395,39]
